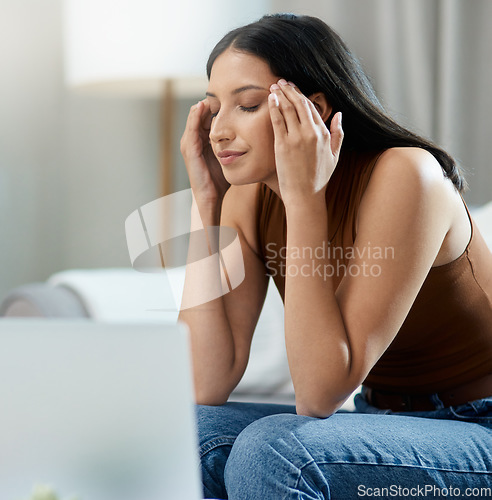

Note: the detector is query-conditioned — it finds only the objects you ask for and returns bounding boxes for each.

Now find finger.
[304,97,327,128]
[199,99,213,132]
[181,102,208,158]
[184,100,215,151]
[277,80,316,127]
[185,100,205,133]
[285,81,331,131]
[330,112,344,159]
[185,100,211,147]
[271,83,302,133]
[268,92,287,138]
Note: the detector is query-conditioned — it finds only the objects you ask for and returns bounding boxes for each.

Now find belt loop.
[403,394,413,411]
[430,393,445,410]
[363,386,373,405]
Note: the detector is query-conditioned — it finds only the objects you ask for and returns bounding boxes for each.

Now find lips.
[216,150,246,165]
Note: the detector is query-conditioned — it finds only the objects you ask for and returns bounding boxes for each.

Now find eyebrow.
[206,85,268,97]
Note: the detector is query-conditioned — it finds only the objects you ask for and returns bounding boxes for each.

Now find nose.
[209,111,236,144]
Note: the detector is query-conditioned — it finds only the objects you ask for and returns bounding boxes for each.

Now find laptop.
[0,319,202,500]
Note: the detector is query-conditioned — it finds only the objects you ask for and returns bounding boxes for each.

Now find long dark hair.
[207,13,466,192]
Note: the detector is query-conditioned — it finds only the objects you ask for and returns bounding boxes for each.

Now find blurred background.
[1,0,491,301]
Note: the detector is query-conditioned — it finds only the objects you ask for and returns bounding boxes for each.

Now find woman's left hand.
[268,80,343,207]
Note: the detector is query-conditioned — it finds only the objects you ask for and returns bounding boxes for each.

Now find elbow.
[194,386,229,407]
[293,368,362,418]
[195,395,228,407]
[295,390,352,418]
[295,400,338,419]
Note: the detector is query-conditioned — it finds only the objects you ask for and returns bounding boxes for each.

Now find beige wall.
[0,0,161,300]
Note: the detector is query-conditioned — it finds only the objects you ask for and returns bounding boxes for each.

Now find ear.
[308,92,332,123]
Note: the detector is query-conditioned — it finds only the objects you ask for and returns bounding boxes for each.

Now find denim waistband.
[356,388,492,426]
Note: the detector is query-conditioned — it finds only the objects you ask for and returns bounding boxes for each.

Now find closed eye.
[240,105,260,112]
[210,104,260,120]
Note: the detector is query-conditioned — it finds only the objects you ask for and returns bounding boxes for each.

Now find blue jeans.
[196,392,492,499]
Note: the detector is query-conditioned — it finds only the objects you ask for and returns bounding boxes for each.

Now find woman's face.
[206,48,279,186]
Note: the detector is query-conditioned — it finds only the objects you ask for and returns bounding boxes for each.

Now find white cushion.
[48,268,291,395]
[49,268,178,323]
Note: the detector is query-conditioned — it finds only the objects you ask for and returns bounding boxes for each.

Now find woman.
[179,13,492,499]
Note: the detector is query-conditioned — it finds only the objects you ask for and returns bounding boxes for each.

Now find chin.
[225,173,270,187]
[223,163,276,187]
[224,174,257,186]
[222,168,257,186]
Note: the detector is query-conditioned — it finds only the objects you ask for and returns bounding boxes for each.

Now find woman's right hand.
[180,99,230,205]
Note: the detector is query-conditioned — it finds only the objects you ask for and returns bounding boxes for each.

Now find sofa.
[0,266,296,405]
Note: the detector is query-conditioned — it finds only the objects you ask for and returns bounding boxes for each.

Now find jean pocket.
[448,397,492,424]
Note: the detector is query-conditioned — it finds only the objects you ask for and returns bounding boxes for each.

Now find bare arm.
[269,82,455,417]
[285,152,453,417]
[179,100,268,404]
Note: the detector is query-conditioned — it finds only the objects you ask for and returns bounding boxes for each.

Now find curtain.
[272,0,492,205]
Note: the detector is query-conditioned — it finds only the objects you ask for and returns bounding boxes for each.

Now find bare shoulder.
[356,147,453,252]
[361,147,455,214]
[372,147,448,188]
[358,147,469,266]
[222,183,263,255]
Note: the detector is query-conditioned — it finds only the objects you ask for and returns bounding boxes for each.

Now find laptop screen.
[0,319,201,500]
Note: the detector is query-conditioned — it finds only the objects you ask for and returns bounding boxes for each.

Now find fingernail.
[270,83,280,91]
[338,112,342,126]
[269,93,279,106]
[278,79,288,86]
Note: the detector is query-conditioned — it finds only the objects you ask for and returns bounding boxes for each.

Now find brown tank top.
[256,149,492,394]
